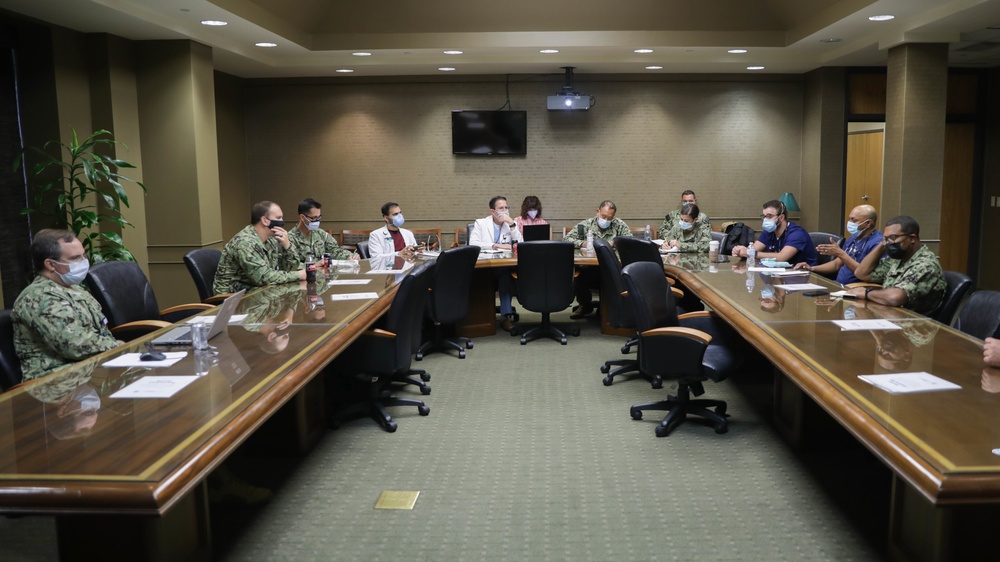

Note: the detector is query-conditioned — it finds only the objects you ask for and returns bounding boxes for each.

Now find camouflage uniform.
[869,245,946,315]
[12,276,119,381]
[239,283,305,329]
[214,225,302,295]
[661,221,711,252]
[288,227,353,262]
[563,216,633,248]
[660,208,711,237]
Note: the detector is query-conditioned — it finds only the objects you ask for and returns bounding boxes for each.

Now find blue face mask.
[846,219,868,237]
[597,217,611,229]
[762,219,777,233]
[391,214,405,228]
[55,258,90,286]
[678,220,693,231]
[760,287,775,300]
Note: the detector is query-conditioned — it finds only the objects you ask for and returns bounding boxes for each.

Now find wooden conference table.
[662,253,1000,562]
[0,259,412,562]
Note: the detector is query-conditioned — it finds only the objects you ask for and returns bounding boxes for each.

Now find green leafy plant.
[16,128,146,262]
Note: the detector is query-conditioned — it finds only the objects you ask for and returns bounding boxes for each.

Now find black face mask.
[267,218,285,229]
[885,243,906,259]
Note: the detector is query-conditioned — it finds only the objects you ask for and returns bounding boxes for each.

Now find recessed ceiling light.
[820,38,842,43]
[255,42,277,48]
[728,49,748,54]
[438,67,456,72]
[634,49,653,54]
[335,69,354,73]
[352,52,372,56]
[540,49,559,54]
[200,20,228,26]
[868,15,895,21]
[747,66,765,71]
[645,66,663,70]
[443,50,463,55]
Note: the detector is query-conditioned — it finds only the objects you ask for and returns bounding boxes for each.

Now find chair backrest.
[466,223,475,245]
[339,230,371,248]
[955,290,1000,340]
[356,239,371,259]
[183,248,222,302]
[0,310,23,390]
[933,271,974,326]
[380,261,435,370]
[594,238,634,329]
[454,227,469,246]
[427,245,480,324]
[515,241,576,314]
[615,237,662,268]
[411,228,442,250]
[710,231,726,245]
[620,262,679,333]
[83,261,162,328]
[809,232,842,265]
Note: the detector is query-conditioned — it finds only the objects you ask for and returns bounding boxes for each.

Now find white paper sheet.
[187,314,246,325]
[110,375,199,399]
[101,352,188,368]
[832,319,901,331]
[773,283,827,292]
[748,267,776,272]
[768,270,810,277]
[858,372,961,394]
[328,279,371,285]
[327,292,379,301]
[419,250,441,258]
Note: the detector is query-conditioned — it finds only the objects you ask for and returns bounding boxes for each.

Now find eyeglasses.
[303,214,322,222]
[883,233,913,244]
[760,213,779,220]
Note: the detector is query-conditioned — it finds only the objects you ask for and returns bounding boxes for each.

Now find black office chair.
[594,239,664,388]
[622,262,742,437]
[356,239,371,259]
[85,261,213,342]
[512,241,580,345]
[0,310,23,391]
[615,236,662,268]
[954,290,1000,340]
[330,262,434,432]
[183,248,228,304]
[710,231,726,246]
[416,245,479,360]
[932,271,974,326]
[809,232,842,266]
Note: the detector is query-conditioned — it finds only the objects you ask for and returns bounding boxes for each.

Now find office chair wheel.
[621,345,630,354]
[600,364,610,374]
[420,386,431,395]
[560,337,567,345]
[415,352,424,361]
[458,350,466,359]
[630,407,642,420]
[418,405,430,416]
[385,421,398,433]
[651,377,663,390]
[420,373,431,382]
[520,337,528,345]
[654,425,669,438]
[714,423,728,434]
[602,376,613,386]
[466,341,474,349]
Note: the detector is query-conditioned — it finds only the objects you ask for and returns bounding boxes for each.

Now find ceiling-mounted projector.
[547,66,593,111]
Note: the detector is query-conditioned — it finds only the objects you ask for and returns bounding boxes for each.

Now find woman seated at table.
[515,195,548,229]
[660,203,710,252]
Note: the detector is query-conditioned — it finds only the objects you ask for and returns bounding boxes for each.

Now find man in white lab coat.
[469,195,523,332]
[369,202,419,261]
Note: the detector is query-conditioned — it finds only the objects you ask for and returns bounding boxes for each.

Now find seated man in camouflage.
[848,215,946,315]
[214,200,306,295]
[288,197,358,262]
[660,189,711,234]
[12,229,121,381]
[563,200,633,317]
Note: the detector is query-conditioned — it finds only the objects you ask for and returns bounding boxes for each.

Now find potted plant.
[16,128,145,262]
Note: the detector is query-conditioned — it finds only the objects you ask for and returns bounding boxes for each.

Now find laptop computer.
[151,289,246,346]
[521,224,551,242]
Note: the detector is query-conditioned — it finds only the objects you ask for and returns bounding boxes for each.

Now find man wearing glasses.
[289,198,357,262]
[847,215,945,314]
[731,199,818,267]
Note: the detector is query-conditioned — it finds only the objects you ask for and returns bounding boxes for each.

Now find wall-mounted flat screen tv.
[452,110,527,155]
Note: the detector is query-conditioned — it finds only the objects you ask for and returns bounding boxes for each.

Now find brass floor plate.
[374,490,419,510]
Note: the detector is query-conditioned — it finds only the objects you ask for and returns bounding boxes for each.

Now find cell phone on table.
[802,290,829,297]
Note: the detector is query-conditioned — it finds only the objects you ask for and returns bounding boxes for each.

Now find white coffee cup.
[709,240,720,260]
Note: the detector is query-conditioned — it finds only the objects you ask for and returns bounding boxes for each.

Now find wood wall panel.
[940,123,974,273]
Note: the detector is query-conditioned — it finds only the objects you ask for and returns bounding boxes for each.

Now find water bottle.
[746,270,755,293]
[644,224,651,241]
[585,231,594,255]
[746,246,756,267]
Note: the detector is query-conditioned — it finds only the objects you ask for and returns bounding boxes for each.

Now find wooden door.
[940,123,974,273]
[845,130,884,225]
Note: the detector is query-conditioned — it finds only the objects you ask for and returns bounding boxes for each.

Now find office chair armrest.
[671,287,684,299]
[204,293,232,305]
[678,311,716,321]
[364,328,397,338]
[641,326,712,346]
[160,303,214,324]
[679,312,741,349]
[111,320,172,342]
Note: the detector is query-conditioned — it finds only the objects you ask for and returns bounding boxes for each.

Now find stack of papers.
[102,352,188,368]
[858,372,961,394]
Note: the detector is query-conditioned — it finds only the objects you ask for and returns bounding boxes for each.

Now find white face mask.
[54,258,90,286]
[306,219,321,231]
[527,210,538,219]
[678,220,693,231]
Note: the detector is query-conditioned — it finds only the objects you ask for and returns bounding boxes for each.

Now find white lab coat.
[368,225,417,261]
[469,216,522,249]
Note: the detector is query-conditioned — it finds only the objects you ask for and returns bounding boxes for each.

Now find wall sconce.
[779,192,800,213]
